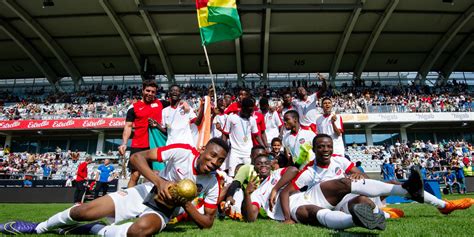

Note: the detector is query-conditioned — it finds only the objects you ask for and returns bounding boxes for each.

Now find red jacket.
[75,161,88,182]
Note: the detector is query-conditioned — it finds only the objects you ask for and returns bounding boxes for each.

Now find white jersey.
[250,168,288,221]
[282,128,316,162]
[212,114,227,138]
[263,110,283,144]
[292,155,354,191]
[162,106,197,147]
[157,143,220,209]
[315,114,345,156]
[292,93,319,126]
[223,114,259,157]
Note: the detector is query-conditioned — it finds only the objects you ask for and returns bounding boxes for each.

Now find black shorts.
[127,147,150,172]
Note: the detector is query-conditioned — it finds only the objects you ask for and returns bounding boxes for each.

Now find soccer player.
[242,155,384,231]
[222,98,267,176]
[282,110,316,168]
[260,97,283,145]
[0,138,229,236]
[221,146,268,216]
[211,99,227,138]
[224,88,250,115]
[315,97,345,156]
[251,101,268,147]
[118,80,167,188]
[162,85,204,147]
[291,73,327,133]
[278,134,474,227]
[279,91,295,117]
[242,155,294,222]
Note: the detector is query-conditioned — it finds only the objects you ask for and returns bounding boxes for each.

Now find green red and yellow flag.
[195,0,243,45]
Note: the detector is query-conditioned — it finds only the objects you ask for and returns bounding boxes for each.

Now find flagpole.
[202,44,218,105]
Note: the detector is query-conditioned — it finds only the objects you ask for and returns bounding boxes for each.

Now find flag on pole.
[196,0,243,45]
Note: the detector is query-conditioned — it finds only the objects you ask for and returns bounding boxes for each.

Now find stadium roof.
[0,0,473,87]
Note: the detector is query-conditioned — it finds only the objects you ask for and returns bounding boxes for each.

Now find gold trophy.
[154,179,198,208]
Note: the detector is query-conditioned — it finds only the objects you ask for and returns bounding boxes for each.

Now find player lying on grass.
[0,138,229,236]
[241,155,387,230]
[277,134,474,227]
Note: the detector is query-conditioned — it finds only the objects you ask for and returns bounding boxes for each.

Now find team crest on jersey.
[271,178,278,185]
[299,138,305,144]
[335,167,342,175]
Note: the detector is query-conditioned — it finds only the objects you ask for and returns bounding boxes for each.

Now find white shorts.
[289,184,335,222]
[108,182,173,232]
[289,184,382,222]
[225,151,251,177]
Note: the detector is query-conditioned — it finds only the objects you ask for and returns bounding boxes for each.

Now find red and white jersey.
[212,113,227,138]
[162,106,197,147]
[251,168,288,221]
[315,114,345,156]
[282,129,316,161]
[263,110,283,144]
[291,155,354,191]
[223,114,259,157]
[156,144,220,209]
[292,93,319,126]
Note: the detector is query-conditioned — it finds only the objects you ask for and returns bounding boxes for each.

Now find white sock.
[98,222,133,237]
[351,179,408,197]
[316,209,355,230]
[424,191,446,208]
[382,211,391,219]
[35,207,77,234]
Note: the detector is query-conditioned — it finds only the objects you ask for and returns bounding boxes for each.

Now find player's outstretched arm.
[194,98,205,126]
[269,166,298,210]
[183,203,217,229]
[130,149,172,199]
[280,181,299,223]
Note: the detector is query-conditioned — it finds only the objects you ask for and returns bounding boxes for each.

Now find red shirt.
[126,99,164,148]
[252,111,266,145]
[75,161,88,181]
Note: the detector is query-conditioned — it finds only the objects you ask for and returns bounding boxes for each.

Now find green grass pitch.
[0,194,473,236]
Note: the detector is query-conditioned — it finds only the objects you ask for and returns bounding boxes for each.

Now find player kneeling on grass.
[0,138,229,236]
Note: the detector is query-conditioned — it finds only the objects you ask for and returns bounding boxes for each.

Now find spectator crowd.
[1,79,472,121]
